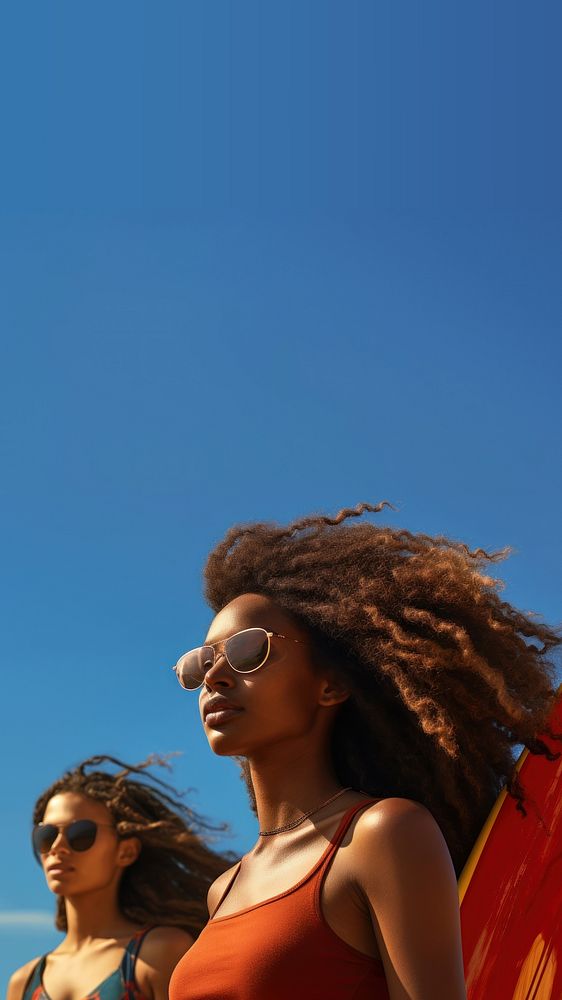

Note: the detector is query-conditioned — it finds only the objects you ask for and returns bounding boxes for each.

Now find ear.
[318,676,350,708]
[117,836,141,868]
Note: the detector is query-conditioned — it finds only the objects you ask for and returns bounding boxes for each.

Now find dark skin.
[199,593,467,1000]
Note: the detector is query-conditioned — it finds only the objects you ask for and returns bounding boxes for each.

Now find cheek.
[76,840,121,875]
[95,838,122,864]
[246,676,321,733]
[257,662,321,708]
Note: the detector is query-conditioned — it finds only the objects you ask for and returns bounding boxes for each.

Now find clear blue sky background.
[1,0,561,983]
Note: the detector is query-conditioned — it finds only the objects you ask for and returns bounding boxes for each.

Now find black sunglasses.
[172,627,304,691]
[32,819,115,860]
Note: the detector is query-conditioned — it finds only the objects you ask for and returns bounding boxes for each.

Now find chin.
[46,877,71,894]
[207,736,242,757]
[206,729,250,757]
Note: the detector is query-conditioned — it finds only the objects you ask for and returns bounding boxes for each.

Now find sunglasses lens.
[226,628,269,672]
[66,820,98,851]
[32,819,99,857]
[32,824,58,856]
[176,646,215,690]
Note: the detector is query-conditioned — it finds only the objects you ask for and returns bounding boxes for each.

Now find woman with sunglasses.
[168,502,560,1000]
[7,756,232,1000]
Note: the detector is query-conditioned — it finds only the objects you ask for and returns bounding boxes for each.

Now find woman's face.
[198,592,347,758]
[38,792,138,898]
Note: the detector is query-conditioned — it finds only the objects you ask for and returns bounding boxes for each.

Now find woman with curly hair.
[169,502,560,1000]
[7,756,232,1000]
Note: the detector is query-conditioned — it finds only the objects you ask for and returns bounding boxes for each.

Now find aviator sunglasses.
[32,819,115,860]
[172,627,303,691]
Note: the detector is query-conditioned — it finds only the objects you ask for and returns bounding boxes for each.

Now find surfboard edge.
[458,746,529,903]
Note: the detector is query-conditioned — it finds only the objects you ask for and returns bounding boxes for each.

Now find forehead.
[42,791,112,825]
[206,593,308,644]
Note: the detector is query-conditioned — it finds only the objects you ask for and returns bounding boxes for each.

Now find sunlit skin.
[39,792,139,908]
[199,593,467,1000]
[6,792,192,1000]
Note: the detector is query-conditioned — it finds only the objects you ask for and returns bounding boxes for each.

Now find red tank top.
[169,801,389,1000]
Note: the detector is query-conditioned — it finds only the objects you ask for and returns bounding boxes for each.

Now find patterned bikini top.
[22,929,152,1000]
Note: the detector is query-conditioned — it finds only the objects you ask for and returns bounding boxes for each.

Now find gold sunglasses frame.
[172,627,304,691]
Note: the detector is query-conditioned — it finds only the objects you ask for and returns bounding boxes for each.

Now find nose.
[202,650,235,691]
[47,830,70,855]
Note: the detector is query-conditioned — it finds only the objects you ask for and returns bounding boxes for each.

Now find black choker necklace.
[259,787,352,837]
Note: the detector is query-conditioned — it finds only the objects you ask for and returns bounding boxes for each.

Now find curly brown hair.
[33,755,234,935]
[204,502,561,874]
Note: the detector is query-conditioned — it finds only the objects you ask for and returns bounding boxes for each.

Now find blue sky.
[1,0,561,983]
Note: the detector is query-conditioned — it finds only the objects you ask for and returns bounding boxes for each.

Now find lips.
[47,862,74,875]
[203,697,244,726]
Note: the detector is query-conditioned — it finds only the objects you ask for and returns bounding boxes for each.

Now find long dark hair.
[33,754,233,935]
[204,502,561,873]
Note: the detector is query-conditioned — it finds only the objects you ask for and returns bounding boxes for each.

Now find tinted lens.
[225,628,270,672]
[31,819,98,857]
[176,645,215,690]
[32,824,58,856]
[66,820,98,851]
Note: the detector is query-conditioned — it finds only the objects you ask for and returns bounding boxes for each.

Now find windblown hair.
[204,502,561,873]
[33,755,233,935]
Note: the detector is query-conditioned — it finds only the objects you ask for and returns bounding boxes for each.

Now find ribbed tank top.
[169,801,389,1000]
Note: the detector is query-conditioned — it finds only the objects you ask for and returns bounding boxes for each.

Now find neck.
[62,886,138,945]
[248,739,345,838]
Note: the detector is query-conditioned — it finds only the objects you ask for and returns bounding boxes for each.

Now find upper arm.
[6,960,40,1000]
[136,927,194,1000]
[354,799,466,1000]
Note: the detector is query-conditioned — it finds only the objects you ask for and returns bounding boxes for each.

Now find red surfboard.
[459,694,562,999]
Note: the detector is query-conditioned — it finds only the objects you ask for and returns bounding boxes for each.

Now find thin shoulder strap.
[21,956,47,1000]
[316,799,377,872]
[121,928,154,985]
[209,861,242,918]
[212,802,376,915]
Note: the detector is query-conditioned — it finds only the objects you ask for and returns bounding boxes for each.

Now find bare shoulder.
[138,926,194,966]
[6,959,41,1000]
[207,860,241,916]
[351,797,455,884]
[351,799,466,998]
[354,796,447,843]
